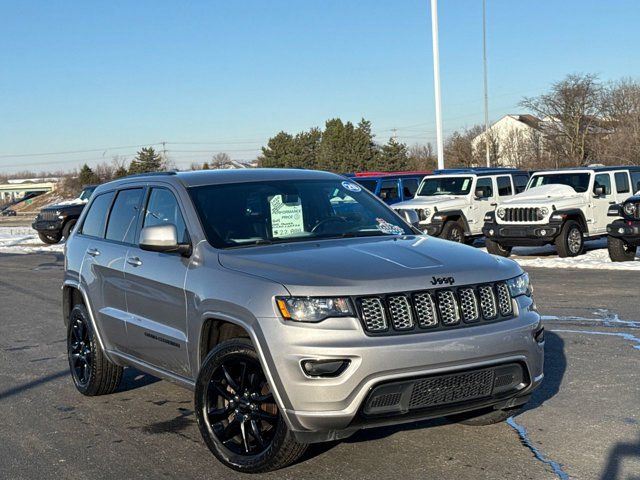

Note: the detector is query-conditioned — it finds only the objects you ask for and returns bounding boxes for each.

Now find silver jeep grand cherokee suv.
[63,169,544,473]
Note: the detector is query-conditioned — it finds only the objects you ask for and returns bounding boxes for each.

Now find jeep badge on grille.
[431,276,455,286]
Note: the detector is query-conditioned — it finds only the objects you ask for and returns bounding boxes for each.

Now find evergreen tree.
[128,147,163,174]
[258,132,295,168]
[113,166,129,178]
[78,164,100,186]
[377,138,409,171]
[202,162,210,170]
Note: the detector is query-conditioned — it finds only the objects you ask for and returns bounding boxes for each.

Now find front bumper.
[607,221,640,245]
[32,219,63,232]
[257,295,544,442]
[483,221,560,246]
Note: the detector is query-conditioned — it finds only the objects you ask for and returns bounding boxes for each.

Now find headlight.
[623,202,637,216]
[497,207,506,219]
[276,297,354,322]
[540,207,549,216]
[418,208,431,221]
[506,272,531,297]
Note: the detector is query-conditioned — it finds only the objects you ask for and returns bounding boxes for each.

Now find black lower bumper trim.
[483,222,559,245]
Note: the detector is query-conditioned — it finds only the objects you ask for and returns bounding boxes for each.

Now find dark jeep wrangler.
[606,194,640,262]
[32,185,96,244]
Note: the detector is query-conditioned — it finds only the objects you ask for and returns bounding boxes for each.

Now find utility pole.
[482,0,490,167]
[430,0,444,169]
[161,141,167,168]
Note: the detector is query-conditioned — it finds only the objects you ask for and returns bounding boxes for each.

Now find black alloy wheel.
[195,339,307,472]
[68,313,92,387]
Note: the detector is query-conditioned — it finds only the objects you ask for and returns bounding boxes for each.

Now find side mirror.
[607,204,622,217]
[400,209,420,226]
[593,186,605,196]
[140,224,191,256]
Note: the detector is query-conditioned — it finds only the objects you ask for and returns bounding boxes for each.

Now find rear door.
[614,171,631,203]
[78,189,131,352]
[379,179,400,204]
[123,186,191,376]
[400,178,419,201]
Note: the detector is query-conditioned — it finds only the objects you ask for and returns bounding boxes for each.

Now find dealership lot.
[0,251,638,479]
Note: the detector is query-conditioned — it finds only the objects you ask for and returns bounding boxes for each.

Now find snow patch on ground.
[0,227,64,254]
[483,238,640,271]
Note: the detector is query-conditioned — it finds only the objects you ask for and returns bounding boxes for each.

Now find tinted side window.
[632,172,640,193]
[143,188,189,244]
[402,179,419,198]
[497,176,513,196]
[81,191,115,238]
[105,188,144,244]
[380,180,399,200]
[475,177,493,197]
[615,172,630,194]
[594,174,612,196]
[514,175,529,194]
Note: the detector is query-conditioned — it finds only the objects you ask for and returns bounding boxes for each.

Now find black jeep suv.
[32,185,96,244]
[606,194,640,261]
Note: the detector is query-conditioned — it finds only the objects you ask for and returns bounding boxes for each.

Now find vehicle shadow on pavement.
[301,332,567,464]
[117,367,161,392]
[601,433,640,480]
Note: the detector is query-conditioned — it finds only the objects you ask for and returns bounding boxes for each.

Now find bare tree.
[211,152,232,169]
[407,143,437,170]
[521,73,604,165]
[444,125,483,168]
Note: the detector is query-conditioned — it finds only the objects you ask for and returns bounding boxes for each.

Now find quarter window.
[615,172,630,194]
[143,188,189,244]
[593,174,612,196]
[105,188,144,244]
[497,176,513,196]
[81,191,115,238]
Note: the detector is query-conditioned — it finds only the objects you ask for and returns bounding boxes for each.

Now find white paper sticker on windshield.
[462,178,470,191]
[269,195,304,237]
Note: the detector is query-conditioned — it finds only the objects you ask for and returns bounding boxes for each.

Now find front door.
[590,173,614,234]
[469,177,496,235]
[124,186,191,377]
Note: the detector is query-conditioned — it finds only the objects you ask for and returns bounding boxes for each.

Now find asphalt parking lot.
[0,252,638,480]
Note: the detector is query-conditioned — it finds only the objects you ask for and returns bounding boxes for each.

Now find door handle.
[127,257,143,267]
[609,201,616,204]
[87,248,100,257]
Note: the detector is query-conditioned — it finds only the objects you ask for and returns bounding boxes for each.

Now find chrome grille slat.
[359,298,388,332]
[387,295,414,330]
[413,292,438,328]
[356,281,515,335]
[496,282,513,316]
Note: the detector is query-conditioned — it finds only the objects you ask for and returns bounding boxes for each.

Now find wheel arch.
[555,209,588,233]
[436,209,470,233]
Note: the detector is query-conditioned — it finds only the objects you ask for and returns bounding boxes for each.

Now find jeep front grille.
[504,207,541,222]
[356,281,514,335]
[37,210,58,221]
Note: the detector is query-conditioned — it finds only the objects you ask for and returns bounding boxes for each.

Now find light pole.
[430,0,444,169]
[482,0,490,167]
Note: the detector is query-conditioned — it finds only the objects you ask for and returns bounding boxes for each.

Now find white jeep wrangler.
[483,166,640,257]
[393,168,530,243]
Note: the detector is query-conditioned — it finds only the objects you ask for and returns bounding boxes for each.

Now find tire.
[38,231,62,244]
[485,238,512,257]
[195,338,307,473]
[555,220,584,258]
[62,219,77,240]
[67,304,123,396]
[447,405,523,426]
[608,235,637,262]
[441,221,465,243]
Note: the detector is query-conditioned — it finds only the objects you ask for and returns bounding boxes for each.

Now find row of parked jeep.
[352,166,640,262]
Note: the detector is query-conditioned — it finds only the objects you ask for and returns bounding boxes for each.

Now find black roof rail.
[118,170,178,180]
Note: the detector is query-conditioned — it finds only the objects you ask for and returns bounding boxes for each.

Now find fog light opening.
[539,229,547,236]
[534,326,545,344]
[618,227,625,234]
[302,359,350,378]
[489,229,495,236]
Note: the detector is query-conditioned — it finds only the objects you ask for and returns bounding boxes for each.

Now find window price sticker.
[269,195,305,237]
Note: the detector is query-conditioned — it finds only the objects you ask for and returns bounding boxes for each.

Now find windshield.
[417,176,473,196]
[528,173,590,193]
[189,179,413,248]
[354,179,378,192]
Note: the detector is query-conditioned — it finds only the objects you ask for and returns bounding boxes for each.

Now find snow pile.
[0,227,64,254]
[483,238,640,271]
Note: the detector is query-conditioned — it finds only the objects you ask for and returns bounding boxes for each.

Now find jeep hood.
[502,184,582,205]
[393,196,466,210]
[218,236,521,296]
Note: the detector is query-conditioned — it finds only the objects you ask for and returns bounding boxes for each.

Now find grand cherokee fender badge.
[431,276,455,286]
